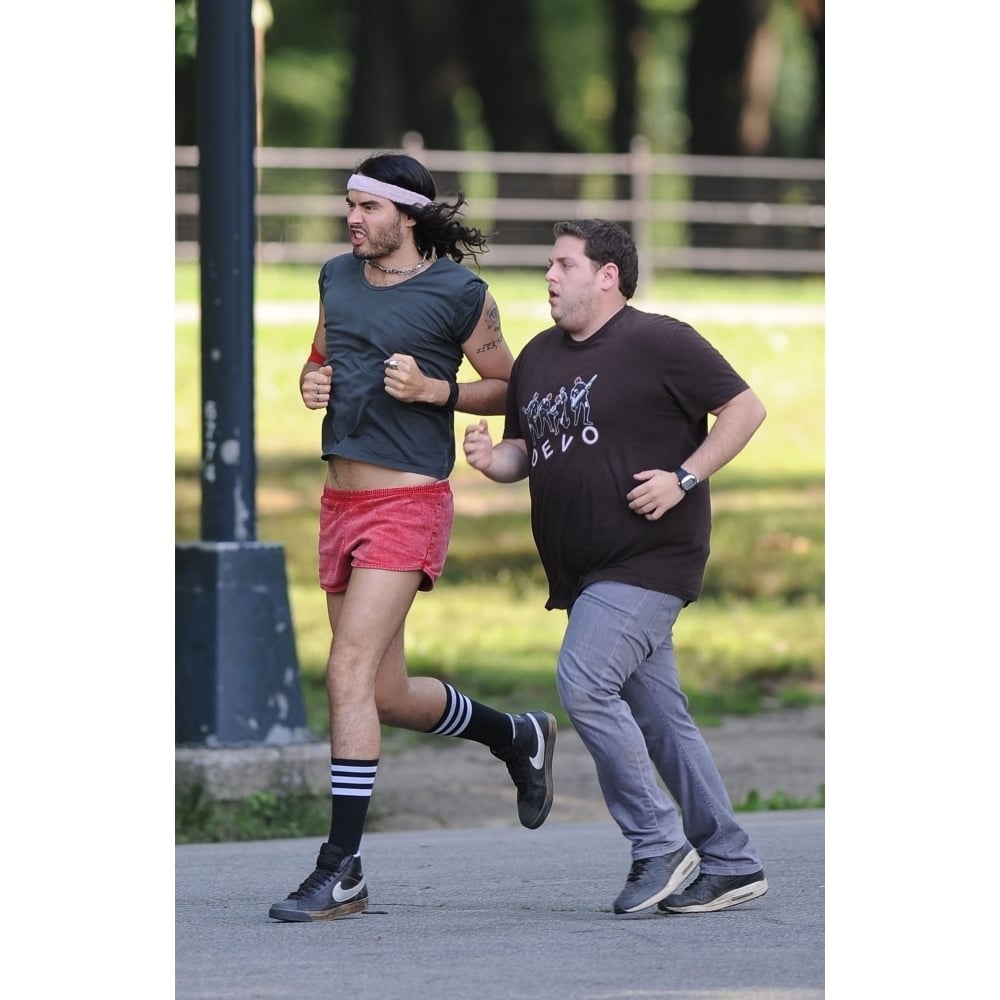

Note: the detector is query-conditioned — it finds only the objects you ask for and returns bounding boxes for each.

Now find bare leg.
[324,567,428,758]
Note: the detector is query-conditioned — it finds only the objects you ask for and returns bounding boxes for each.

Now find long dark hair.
[353,152,492,266]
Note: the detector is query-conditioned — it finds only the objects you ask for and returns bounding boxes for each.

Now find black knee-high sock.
[327,757,379,858]
[428,682,514,751]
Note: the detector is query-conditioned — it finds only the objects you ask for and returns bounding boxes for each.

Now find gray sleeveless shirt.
[318,254,487,479]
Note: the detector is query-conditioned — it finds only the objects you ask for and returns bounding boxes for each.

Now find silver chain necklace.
[365,255,429,276]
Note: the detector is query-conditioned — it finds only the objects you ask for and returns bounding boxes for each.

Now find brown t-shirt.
[504,306,749,610]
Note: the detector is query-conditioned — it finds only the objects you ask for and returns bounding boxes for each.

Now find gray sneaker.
[613,844,700,914]
[658,869,768,913]
[268,844,368,922]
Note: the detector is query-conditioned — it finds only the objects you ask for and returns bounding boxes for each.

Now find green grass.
[176,263,824,840]
[174,780,825,845]
[175,261,824,307]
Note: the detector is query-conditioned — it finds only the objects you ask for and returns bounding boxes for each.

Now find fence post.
[402,131,425,158]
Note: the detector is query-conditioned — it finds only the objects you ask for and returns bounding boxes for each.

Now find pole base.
[176,541,311,747]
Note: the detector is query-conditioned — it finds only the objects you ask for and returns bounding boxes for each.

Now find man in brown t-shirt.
[465,219,769,916]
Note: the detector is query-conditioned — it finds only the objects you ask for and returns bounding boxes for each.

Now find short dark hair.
[354,152,491,265]
[552,219,638,299]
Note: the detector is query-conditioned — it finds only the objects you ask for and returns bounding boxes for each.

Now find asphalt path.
[176,810,824,1000]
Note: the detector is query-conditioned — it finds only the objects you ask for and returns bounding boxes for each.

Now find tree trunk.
[606,0,645,211]
[460,0,582,247]
[797,0,825,157]
[341,0,465,152]
[685,0,822,265]
[607,0,643,155]
[686,0,772,157]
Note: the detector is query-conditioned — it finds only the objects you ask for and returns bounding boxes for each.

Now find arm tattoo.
[475,335,504,354]
[485,301,501,332]
[474,300,504,353]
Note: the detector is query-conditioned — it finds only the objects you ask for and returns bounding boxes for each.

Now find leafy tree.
[176,0,820,159]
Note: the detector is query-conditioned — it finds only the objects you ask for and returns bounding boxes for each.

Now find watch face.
[680,475,697,492]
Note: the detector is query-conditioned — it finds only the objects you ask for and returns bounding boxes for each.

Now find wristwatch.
[676,467,699,494]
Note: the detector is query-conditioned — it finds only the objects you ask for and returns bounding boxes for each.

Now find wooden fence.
[175,134,824,282]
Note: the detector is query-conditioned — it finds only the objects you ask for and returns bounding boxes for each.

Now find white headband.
[347,173,432,208]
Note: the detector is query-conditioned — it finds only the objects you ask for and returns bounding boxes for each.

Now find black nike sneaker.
[492,711,556,829]
[268,844,368,922]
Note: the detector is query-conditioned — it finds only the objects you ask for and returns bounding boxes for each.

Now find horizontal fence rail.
[176,136,824,279]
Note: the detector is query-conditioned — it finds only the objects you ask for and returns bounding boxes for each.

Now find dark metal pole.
[196,0,257,542]
[176,0,308,747]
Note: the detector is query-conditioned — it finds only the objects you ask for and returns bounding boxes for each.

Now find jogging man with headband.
[268,152,557,923]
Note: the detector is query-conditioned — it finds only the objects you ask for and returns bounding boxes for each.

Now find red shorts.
[318,480,454,594]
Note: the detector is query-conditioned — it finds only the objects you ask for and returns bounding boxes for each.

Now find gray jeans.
[556,580,761,873]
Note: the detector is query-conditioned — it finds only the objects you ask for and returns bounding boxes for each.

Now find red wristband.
[308,345,326,364]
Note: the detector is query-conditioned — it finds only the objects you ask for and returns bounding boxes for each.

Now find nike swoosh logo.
[527,714,546,770]
[332,876,365,903]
